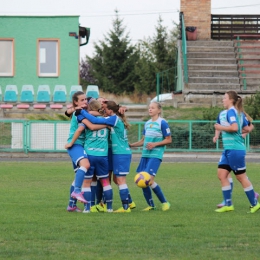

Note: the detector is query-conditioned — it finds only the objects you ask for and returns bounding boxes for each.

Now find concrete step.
[234,41,260,47]
[239,85,260,91]
[188,64,238,70]
[184,83,240,91]
[188,52,235,59]
[188,46,235,52]
[186,40,234,47]
[236,59,260,65]
[240,78,260,84]
[189,70,238,77]
[177,102,212,108]
[188,77,239,84]
[236,53,260,59]
[188,58,237,64]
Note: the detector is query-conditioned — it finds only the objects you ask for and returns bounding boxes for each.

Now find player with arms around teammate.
[82,100,113,213]
[76,101,134,212]
[129,101,172,211]
[66,91,90,211]
[214,90,259,213]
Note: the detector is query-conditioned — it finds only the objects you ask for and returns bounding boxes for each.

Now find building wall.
[180,0,211,40]
[0,16,80,98]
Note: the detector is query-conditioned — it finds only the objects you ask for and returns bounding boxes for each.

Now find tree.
[86,10,138,94]
[79,59,96,90]
[134,16,177,95]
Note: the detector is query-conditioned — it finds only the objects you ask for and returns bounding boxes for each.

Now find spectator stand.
[33,85,51,109]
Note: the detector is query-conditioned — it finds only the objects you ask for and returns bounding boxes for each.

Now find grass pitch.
[1,161,260,260]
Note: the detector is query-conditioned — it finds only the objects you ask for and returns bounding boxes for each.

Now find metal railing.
[234,36,247,90]
[180,13,188,83]
[211,14,260,40]
[1,119,260,154]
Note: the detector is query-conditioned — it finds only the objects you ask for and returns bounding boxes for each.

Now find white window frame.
[37,39,60,77]
[0,38,14,77]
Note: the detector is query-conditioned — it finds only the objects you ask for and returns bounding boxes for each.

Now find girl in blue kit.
[213,90,259,213]
[65,91,90,211]
[129,101,172,211]
[76,100,134,212]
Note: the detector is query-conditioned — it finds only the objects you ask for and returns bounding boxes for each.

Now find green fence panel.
[1,120,260,153]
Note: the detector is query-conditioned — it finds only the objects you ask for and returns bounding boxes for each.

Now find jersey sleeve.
[161,120,171,137]
[216,113,221,124]
[226,109,237,125]
[79,110,116,126]
[242,113,249,127]
[78,122,87,129]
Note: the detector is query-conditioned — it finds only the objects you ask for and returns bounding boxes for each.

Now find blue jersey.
[109,115,131,155]
[84,117,109,156]
[78,110,131,155]
[67,113,85,146]
[217,107,248,150]
[142,117,171,159]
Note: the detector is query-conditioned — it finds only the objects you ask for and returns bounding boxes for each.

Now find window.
[37,39,60,77]
[0,39,14,76]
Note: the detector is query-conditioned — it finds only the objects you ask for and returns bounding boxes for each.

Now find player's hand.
[118,106,128,114]
[146,142,155,150]
[213,136,218,143]
[65,143,72,149]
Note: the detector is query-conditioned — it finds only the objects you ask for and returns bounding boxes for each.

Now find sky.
[1,0,260,59]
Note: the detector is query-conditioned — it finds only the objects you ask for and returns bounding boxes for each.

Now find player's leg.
[231,150,260,213]
[96,156,113,212]
[91,175,97,207]
[215,151,234,212]
[113,154,132,212]
[67,162,81,212]
[136,158,154,210]
[69,145,90,203]
[82,157,94,213]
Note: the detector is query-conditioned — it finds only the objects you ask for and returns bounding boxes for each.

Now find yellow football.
[134,172,151,188]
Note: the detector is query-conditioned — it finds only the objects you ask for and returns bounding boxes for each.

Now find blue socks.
[222,185,232,206]
[74,166,87,193]
[151,182,167,203]
[119,184,129,210]
[244,185,257,206]
[90,181,97,206]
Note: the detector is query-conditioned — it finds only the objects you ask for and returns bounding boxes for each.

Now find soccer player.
[213,90,260,213]
[129,101,172,211]
[76,100,134,212]
[213,127,259,208]
[65,91,90,212]
[82,100,113,213]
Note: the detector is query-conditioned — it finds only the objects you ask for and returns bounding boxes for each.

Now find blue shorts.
[86,155,109,180]
[136,157,162,176]
[218,150,246,175]
[112,154,131,176]
[108,148,113,171]
[67,144,88,167]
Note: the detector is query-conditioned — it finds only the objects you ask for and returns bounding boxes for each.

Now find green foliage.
[1,161,260,259]
[202,106,222,120]
[134,16,177,95]
[83,12,178,96]
[244,91,260,120]
[86,10,138,95]
[168,122,217,149]
[0,122,11,145]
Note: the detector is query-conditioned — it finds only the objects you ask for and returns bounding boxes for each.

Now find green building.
[0,16,89,102]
